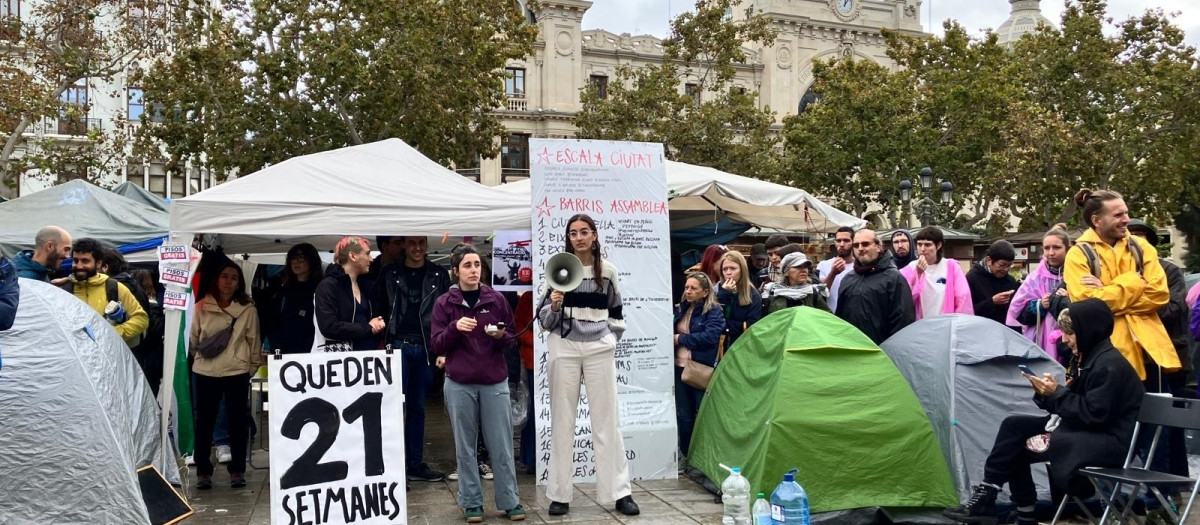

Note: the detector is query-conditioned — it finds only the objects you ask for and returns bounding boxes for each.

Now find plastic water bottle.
[753,492,772,525]
[770,468,809,525]
[722,467,752,525]
[104,300,126,324]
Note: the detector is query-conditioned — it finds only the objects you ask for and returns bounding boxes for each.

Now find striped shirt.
[538,261,626,343]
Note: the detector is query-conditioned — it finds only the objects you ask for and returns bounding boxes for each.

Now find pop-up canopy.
[113,180,170,212]
[0,179,169,256]
[499,160,866,233]
[168,139,532,252]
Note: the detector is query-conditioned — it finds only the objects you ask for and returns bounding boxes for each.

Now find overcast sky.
[581,1,1200,48]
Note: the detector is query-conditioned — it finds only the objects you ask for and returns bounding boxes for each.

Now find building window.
[501,133,530,183]
[685,83,700,104]
[128,87,145,121]
[589,74,608,99]
[59,82,89,135]
[505,67,525,98]
[732,86,747,96]
[128,0,167,35]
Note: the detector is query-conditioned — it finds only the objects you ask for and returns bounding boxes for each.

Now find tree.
[573,0,779,179]
[0,0,164,197]
[136,0,537,179]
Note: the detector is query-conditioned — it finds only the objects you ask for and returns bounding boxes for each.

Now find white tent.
[498,160,866,233]
[168,139,531,252]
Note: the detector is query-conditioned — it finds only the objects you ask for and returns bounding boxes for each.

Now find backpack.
[1078,239,1144,279]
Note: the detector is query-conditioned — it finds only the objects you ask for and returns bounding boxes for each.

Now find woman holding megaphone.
[539,214,640,517]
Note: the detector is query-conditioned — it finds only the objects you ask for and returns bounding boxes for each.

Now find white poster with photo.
[491,230,533,292]
[269,351,406,525]
[530,138,676,484]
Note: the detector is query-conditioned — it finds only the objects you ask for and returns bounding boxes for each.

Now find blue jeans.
[398,342,433,469]
[444,378,519,510]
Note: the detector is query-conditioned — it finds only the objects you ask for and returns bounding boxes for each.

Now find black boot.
[944,484,999,523]
[1013,510,1037,525]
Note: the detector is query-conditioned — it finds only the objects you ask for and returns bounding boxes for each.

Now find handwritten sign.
[162,291,189,311]
[160,267,190,286]
[269,351,405,525]
[157,245,189,262]
[530,138,676,484]
[492,230,533,292]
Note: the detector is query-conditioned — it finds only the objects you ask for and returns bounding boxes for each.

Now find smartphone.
[1017,364,1036,376]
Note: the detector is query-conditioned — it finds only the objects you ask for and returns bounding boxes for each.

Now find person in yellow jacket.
[1064,189,1177,380]
[189,260,262,490]
[69,238,148,344]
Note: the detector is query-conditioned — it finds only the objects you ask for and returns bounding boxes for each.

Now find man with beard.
[67,238,148,344]
[890,230,915,269]
[13,226,72,283]
[816,227,856,314]
[835,229,915,345]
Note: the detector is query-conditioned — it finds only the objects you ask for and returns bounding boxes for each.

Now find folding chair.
[1051,394,1200,525]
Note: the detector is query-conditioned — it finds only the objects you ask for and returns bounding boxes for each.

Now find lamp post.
[898,167,954,228]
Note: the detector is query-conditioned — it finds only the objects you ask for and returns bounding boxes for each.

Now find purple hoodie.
[431,284,516,385]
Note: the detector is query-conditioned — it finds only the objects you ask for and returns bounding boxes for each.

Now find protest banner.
[492,230,533,292]
[530,138,676,483]
[269,351,405,525]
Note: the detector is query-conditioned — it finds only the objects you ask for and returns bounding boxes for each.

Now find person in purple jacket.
[431,245,525,523]
[1191,298,1200,342]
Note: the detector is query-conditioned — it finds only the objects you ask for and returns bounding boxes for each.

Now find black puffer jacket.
[314,264,380,350]
[1038,298,1145,497]
[835,255,915,345]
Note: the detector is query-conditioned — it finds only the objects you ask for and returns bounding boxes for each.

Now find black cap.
[1127,219,1158,247]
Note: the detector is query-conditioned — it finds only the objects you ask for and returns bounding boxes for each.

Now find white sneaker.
[479,463,494,480]
[447,470,459,481]
[184,455,195,466]
[217,445,232,464]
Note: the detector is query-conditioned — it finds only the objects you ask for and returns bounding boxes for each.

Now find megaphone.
[546,252,584,292]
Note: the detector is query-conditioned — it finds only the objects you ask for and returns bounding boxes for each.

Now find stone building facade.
[477,0,927,186]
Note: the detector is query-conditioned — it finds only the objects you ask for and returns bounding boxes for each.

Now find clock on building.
[829,0,862,22]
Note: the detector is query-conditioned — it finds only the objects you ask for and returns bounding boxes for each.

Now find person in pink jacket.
[899,226,973,320]
[1007,226,1072,363]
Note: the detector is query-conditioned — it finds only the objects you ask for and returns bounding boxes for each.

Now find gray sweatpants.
[444,377,520,510]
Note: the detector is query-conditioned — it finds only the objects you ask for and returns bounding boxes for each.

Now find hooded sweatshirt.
[835,254,916,345]
[431,284,516,385]
[13,250,51,282]
[1036,298,1144,496]
[890,230,916,269]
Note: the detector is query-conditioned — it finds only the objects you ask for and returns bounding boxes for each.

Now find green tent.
[688,307,957,514]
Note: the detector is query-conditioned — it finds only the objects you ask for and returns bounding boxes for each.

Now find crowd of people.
[3,185,1199,523]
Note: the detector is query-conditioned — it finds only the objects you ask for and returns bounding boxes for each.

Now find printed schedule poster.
[529,138,677,484]
[269,351,406,525]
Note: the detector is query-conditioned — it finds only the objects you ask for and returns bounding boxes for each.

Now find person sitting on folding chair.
[945,298,1145,525]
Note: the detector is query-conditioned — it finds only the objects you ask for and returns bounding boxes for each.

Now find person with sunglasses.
[834,229,916,345]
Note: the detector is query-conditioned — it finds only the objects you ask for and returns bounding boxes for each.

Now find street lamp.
[898,167,954,227]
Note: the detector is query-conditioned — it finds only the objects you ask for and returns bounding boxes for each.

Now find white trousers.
[546,332,633,503]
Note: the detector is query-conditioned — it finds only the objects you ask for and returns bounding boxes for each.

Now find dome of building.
[996,0,1056,47]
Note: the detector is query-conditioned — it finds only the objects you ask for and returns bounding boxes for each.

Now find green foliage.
[136,0,537,179]
[0,0,159,196]
[573,0,779,179]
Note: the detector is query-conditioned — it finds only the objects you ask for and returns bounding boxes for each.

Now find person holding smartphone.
[945,299,1143,525]
[967,240,1021,326]
[430,245,523,522]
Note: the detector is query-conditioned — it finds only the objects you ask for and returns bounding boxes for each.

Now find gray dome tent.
[0,279,178,524]
[880,314,1066,505]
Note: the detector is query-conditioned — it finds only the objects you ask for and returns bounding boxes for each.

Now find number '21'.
[279,392,384,490]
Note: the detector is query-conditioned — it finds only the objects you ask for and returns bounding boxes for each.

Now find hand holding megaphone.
[550,290,565,312]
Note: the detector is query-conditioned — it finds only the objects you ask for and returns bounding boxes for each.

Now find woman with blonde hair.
[313,236,385,351]
[1007,224,1073,363]
[715,251,762,350]
[673,272,726,461]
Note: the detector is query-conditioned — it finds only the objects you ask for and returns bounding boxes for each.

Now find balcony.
[455,168,481,183]
[506,95,528,112]
[57,117,103,136]
[501,168,529,184]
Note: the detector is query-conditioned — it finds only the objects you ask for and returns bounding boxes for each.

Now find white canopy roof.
[499,160,866,233]
[169,139,531,252]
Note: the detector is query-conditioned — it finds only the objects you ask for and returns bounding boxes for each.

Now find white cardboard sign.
[157,244,189,262]
[269,351,406,525]
[160,267,190,286]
